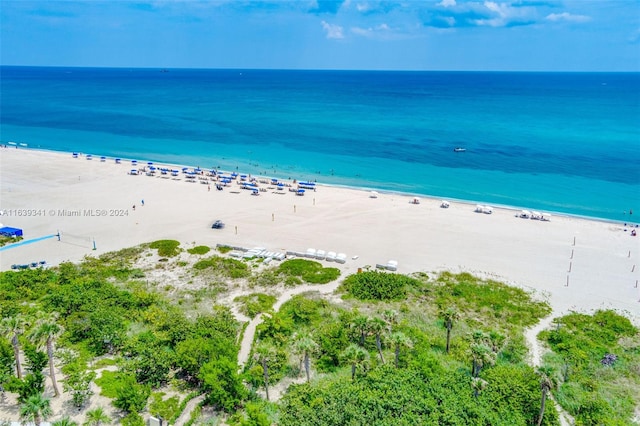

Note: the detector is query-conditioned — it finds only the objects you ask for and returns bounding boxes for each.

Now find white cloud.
[356,2,370,12]
[545,12,591,23]
[351,23,398,39]
[437,0,456,7]
[321,20,344,39]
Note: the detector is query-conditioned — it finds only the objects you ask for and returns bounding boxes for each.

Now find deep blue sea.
[1,66,638,221]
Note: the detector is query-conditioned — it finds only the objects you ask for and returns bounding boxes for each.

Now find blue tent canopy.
[0,227,23,237]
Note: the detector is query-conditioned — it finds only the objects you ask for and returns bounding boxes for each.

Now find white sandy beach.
[1,148,639,323]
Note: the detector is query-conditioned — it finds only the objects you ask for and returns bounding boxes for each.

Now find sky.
[1,0,639,71]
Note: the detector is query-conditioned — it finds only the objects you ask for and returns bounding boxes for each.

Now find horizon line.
[2,64,639,74]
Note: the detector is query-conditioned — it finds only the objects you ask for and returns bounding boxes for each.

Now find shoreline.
[6,145,637,227]
[2,147,639,325]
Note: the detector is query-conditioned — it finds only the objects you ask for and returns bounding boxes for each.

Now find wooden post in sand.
[570,249,574,259]
[235,226,238,235]
[272,213,274,222]
[294,205,297,213]
[632,265,636,273]
[566,275,569,287]
[568,262,572,272]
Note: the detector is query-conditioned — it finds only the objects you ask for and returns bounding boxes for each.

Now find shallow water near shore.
[2,67,638,221]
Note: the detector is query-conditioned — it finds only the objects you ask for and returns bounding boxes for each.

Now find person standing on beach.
[141,199,145,206]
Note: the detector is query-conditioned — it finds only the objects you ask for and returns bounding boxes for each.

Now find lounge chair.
[326,251,337,261]
[315,250,326,260]
[335,253,347,264]
[306,248,317,258]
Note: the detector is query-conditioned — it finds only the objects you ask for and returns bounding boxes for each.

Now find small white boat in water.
[453,147,466,152]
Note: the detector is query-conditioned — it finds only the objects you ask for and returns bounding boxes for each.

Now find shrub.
[234,293,277,318]
[149,240,181,257]
[193,256,250,279]
[341,271,417,301]
[277,259,340,284]
[187,246,211,255]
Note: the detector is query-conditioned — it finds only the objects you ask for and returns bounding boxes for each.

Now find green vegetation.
[149,391,181,421]
[187,246,211,255]
[193,256,250,279]
[149,240,181,257]
[217,246,233,254]
[0,235,23,247]
[341,270,419,301]
[539,310,640,425]
[234,293,277,318]
[276,259,340,284]
[2,243,636,425]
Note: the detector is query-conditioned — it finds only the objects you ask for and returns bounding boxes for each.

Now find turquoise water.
[1,67,638,221]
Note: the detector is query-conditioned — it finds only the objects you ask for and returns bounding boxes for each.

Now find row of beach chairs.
[285,248,347,263]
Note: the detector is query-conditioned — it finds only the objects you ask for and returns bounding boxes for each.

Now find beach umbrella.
[147,162,153,166]
[115,158,121,163]
[370,191,379,198]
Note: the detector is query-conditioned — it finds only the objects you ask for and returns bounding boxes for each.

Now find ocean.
[1,66,638,221]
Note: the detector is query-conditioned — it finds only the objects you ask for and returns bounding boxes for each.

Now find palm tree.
[84,407,111,426]
[293,333,318,383]
[53,417,79,426]
[440,307,459,354]
[29,313,63,397]
[471,377,488,398]
[470,343,495,378]
[253,341,276,401]
[19,394,52,426]
[1,314,26,379]
[537,369,554,426]
[388,331,412,368]
[341,344,369,381]
[368,317,386,364]
[381,309,398,333]
[350,315,370,347]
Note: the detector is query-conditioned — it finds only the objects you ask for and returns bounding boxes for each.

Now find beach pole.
[568,261,572,272]
[566,275,569,287]
[56,231,60,242]
[235,226,238,235]
[570,249,574,259]
[272,213,274,222]
[629,250,631,258]
[635,280,638,288]
[573,236,576,246]
[92,239,96,250]
[294,205,296,213]
[632,265,636,273]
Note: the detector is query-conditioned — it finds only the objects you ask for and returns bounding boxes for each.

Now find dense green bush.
[277,259,340,284]
[193,256,250,278]
[149,240,181,257]
[341,271,418,301]
[187,246,211,255]
[280,363,557,426]
[234,293,277,318]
